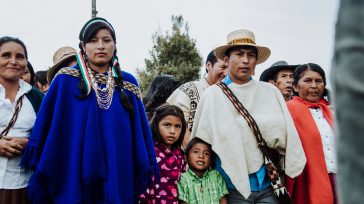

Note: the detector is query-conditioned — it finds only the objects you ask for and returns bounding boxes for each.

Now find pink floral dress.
[139,142,186,204]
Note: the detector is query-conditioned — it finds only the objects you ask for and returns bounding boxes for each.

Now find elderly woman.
[285,63,336,204]
[21,17,158,204]
[0,37,43,204]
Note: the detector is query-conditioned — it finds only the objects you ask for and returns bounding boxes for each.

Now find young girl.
[178,138,228,204]
[139,104,186,204]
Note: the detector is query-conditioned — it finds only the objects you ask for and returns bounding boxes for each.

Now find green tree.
[137,15,203,94]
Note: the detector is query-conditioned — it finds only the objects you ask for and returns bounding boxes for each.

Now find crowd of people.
[0,17,338,204]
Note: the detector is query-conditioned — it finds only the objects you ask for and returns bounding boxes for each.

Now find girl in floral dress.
[140,104,186,204]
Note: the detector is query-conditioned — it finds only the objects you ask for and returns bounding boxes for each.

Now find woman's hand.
[0,136,28,158]
[4,136,28,149]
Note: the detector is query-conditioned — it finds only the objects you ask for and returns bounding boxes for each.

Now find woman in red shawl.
[285,63,337,204]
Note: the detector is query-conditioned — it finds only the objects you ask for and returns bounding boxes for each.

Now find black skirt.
[0,188,29,204]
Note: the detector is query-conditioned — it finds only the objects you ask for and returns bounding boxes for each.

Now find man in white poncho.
[190,29,306,203]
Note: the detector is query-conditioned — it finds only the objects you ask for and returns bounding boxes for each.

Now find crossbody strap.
[0,95,25,139]
[216,82,271,159]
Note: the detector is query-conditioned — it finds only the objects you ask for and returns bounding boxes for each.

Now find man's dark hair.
[35,71,48,86]
[224,45,258,59]
[205,51,218,73]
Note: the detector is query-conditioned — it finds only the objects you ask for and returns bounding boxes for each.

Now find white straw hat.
[214,29,271,64]
[47,46,76,82]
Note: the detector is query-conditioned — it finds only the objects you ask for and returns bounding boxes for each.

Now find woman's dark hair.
[77,17,134,114]
[143,75,181,119]
[292,63,329,99]
[224,45,258,59]
[185,137,214,167]
[27,61,36,86]
[0,36,28,60]
[149,104,186,149]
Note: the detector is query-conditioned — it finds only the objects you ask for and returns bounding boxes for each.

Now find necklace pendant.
[200,186,203,193]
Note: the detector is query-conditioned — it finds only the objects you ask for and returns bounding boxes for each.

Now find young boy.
[178,138,228,204]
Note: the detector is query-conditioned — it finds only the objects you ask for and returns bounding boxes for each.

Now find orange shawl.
[285,96,334,204]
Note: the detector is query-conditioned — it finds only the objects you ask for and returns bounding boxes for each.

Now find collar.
[0,79,32,101]
[186,168,210,181]
[222,75,253,86]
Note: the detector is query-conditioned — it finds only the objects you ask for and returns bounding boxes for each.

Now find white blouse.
[0,80,35,189]
[309,108,337,173]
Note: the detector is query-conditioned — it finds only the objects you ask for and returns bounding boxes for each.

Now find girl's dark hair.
[143,75,181,119]
[224,45,258,59]
[149,104,186,149]
[292,63,329,99]
[77,18,134,114]
[0,36,28,60]
[185,137,214,167]
[27,61,36,86]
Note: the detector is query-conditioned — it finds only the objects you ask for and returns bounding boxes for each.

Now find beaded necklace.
[86,63,115,110]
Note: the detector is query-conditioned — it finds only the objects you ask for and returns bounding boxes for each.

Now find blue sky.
[1,0,339,81]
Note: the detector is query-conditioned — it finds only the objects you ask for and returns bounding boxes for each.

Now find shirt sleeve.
[177,174,189,203]
[216,171,229,199]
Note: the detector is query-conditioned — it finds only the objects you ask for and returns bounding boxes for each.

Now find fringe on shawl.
[20,144,42,171]
[26,172,52,204]
[135,159,160,201]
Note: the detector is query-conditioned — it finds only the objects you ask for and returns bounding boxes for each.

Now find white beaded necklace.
[86,63,115,110]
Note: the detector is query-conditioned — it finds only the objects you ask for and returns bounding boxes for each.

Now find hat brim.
[214,43,271,64]
[259,65,299,82]
[47,53,76,82]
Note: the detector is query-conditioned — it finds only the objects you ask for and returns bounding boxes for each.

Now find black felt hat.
[259,61,299,82]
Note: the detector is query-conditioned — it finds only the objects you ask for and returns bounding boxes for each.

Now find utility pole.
[92,0,97,18]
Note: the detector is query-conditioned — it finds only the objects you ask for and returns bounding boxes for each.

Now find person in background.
[167,50,228,148]
[139,104,186,204]
[34,70,49,93]
[47,46,77,84]
[20,17,157,204]
[0,36,43,204]
[21,61,35,86]
[285,63,337,204]
[178,137,228,204]
[259,61,298,101]
[191,29,306,203]
[331,1,364,204]
[143,75,181,120]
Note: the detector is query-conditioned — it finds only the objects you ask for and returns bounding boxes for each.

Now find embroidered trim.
[55,67,142,100]
[75,51,120,96]
[178,82,200,132]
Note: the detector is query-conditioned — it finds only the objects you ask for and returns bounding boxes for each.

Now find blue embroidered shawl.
[21,66,158,204]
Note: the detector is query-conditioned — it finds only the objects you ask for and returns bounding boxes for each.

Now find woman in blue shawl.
[21,17,158,204]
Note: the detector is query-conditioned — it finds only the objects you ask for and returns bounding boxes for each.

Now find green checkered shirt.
[178,168,228,204]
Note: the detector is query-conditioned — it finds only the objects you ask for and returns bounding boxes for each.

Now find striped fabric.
[178,169,228,204]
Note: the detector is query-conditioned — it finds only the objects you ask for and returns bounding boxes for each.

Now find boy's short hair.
[185,137,215,167]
